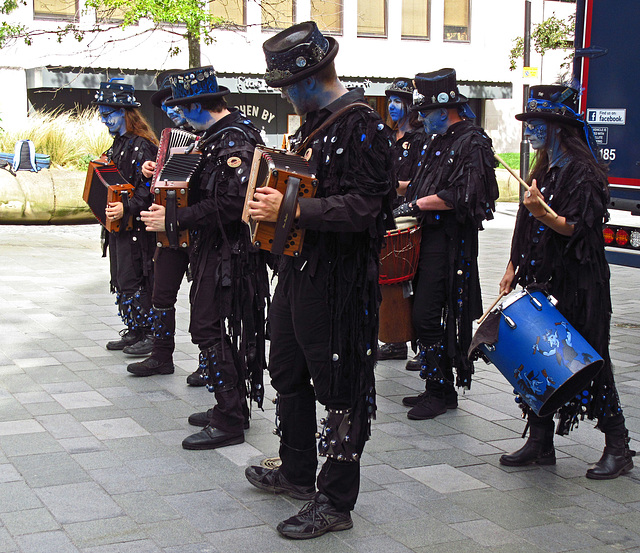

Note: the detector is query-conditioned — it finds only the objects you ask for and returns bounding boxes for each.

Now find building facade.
[0,0,575,151]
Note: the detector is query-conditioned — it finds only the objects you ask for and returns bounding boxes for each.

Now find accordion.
[152,128,201,249]
[83,157,134,232]
[242,146,317,257]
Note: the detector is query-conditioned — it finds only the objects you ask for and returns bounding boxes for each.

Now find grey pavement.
[1,203,640,552]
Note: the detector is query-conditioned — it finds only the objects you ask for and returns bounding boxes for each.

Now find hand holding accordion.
[242,146,317,257]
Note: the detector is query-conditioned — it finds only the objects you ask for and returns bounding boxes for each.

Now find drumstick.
[493,153,558,219]
[477,291,507,325]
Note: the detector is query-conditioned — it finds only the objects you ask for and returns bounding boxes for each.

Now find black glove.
[392,199,420,218]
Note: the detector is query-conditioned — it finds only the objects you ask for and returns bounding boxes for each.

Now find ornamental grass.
[0,108,112,169]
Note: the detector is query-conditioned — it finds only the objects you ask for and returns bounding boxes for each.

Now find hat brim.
[515,111,584,128]
[164,86,230,107]
[264,37,339,88]
[151,87,172,108]
[385,90,413,102]
[409,94,468,112]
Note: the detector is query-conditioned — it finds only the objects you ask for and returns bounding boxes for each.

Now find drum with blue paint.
[470,289,603,417]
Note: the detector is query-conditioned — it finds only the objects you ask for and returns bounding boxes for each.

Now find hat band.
[526,98,582,121]
[265,39,329,83]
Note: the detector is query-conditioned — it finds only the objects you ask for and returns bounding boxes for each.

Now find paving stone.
[202,525,301,553]
[11,452,90,487]
[35,482,123,524]
[63,516,145,549]
[0,507,59,535]
[14,530,80,553]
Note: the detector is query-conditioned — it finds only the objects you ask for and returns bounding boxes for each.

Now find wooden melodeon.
[152,128,200,249]
[242,146,317,257]
[83,157,134,232]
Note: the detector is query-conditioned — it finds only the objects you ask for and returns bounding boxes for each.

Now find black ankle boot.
[586,415,635,480]
[500,415,556,466]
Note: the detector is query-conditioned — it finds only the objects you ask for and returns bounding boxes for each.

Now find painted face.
[280,81,313,116]
[98,106,126,136]
[387,95,405,122]
[419,108,448,136]
[162,102,187,127]
[524,119,547,150]
[173,103,210,130]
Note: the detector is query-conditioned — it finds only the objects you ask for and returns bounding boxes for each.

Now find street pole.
[519,0,532,196]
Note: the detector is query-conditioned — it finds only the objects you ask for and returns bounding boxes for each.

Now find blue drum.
[470,289,603,417]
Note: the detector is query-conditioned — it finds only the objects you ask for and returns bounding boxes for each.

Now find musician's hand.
[142,160,156,179]
[248,187,289,223]
[106,201,123,221]
[499,261,515,296]
[523,180,546,218]
[140,203,166,232]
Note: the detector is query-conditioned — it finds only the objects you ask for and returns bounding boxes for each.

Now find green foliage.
[509,14,575,71]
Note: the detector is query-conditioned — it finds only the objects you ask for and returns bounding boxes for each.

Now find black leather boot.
[500,414,556,466]
[586,415,635,480]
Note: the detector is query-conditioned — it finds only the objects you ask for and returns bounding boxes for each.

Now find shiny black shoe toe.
[182,426,244,450]
[245,465,315,500]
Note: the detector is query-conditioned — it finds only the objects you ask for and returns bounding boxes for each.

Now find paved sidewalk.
[1,204,639,553]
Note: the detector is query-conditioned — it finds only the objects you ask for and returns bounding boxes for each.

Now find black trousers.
[189,249,246,433]
[151,247,190,361]
[412,226,453,381]
[268,263,367,512]
[108,230,153,329]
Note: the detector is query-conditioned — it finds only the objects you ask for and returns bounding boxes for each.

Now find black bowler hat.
[164,66,230,107]
[262,21,339,88]
[92,78,141,108]
[516,85,583,128]
[150,69,181,108]
[385,78,415,102]
[410,68,468,111]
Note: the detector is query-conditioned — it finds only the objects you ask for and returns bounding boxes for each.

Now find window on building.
[262,0,295,30]
[210,0,245,26]
[311,0,343,34]
[444,0,470,42]
[357,0,386,36]
[402,0,429,39]
[33,0,76,18]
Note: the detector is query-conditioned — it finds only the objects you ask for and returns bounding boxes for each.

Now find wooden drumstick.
[477,291,507,325]
[494,153,558,219]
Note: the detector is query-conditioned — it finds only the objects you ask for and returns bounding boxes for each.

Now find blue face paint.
[280,80,315,116]
[162,102,187,127]
[99,106,126,137]
[387,95,405,123]
[524,119,547,150]
[419,108,448,135]
[174,103,214,131]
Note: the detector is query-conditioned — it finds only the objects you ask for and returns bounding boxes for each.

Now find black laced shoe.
[188,409,250,430]
[106,328,142,351]
[377,342,408,360]
[186,366,207,387]
[122,334,154,356]
[407,392,447,420]
[276,493,353,540]
[245,466,316,500]
[403,389,458,410]
[181,426,244,450]
[127,357,174,377]
[405,354,421,371]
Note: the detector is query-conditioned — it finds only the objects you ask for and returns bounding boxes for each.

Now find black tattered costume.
[105,133,157,337]
[391,127,430,183]
[175,109,269,432]
[509,158,621,433]
[268,88,394,511]
[405,119,498,390]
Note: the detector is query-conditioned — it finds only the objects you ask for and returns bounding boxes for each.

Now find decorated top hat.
[515,85,583,128]
[262,21,339,88]
[410,68,468,112]
[150,69,181,108]
[164,66,230,107]
[385,78,415,102]
[93,78,140,108]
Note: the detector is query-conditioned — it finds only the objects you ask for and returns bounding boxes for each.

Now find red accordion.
[83,157,134,232]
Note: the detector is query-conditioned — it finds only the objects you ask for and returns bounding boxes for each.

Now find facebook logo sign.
[587,110,597,122]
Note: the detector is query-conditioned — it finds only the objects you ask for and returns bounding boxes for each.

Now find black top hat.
[164,66,230,107]
[150,69,181,108]
[385,78,415,102]
[515,85,583,127]
[92,78,141,108]
[410,68,468,111]
[262,21,339,88]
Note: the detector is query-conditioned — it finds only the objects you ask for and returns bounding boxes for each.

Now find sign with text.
[586,108,626,125]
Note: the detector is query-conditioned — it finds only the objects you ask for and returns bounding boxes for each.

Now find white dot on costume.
[366,349,372,356]
[336,148,344,155]
[457,270,463,275]
[332,354,339,361]
[377,123,384,130]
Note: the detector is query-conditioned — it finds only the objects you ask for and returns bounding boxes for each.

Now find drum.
[379,283,415,343]
[469,288,603,417]
[379,217,421,285]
